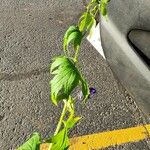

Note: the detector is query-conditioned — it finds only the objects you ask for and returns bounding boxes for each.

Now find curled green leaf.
[67,30,82,52]
[63,26,82,57]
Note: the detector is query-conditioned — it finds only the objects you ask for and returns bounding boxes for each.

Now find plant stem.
[54,100,67,135]
[48,100,67,150]
[74,48,79,63]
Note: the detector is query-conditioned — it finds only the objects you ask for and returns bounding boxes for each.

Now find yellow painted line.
[40,124,150,150]
[69,124,150,150]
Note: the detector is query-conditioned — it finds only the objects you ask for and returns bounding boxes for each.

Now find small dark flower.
[89,87,96,98]
[77,87,96,100]
[90,87,96,94]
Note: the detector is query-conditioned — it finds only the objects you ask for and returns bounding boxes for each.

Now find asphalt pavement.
[0,0,150,150]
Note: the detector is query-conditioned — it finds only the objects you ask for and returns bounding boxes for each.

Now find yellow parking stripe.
[40,124,150,150]
[69,124,150,150]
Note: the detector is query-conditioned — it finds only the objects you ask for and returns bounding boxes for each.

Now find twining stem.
[54,100,67,135]
[48,100,67,150]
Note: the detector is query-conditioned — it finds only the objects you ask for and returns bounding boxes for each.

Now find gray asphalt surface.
[0,0,150,150]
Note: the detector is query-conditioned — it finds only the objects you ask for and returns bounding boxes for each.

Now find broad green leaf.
[16,133,41,150]
[50,56,89,105]
[64,72,79,95]
[64,73,76,94]
[51,128,69,150]
[63,25,79,53]
[50,56,78,105]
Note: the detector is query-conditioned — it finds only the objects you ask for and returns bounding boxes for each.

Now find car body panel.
[100,0,150,115]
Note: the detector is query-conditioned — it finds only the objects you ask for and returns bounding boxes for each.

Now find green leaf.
[100,0,110,17]
[100,2,107,16]
[50,56,69,74]
[79,12,95,32]
[50,56,89,105]
[87,0,99,10]
[67,31,82,52]
[63,26,79,53]
[81,77,90,102]
[65,117,81,129]
[51,128,69,150]
[63,26,83,59]
[79,12,96,38]
[16,133,41,150]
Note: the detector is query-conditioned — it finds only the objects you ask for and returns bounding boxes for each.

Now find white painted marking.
[87,23,106,59]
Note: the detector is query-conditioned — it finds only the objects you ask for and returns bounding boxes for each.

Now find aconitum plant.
[16,0,110,150]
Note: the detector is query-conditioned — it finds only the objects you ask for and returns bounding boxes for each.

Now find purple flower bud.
[77,87,96,100]
[90,87,96,95]
[89,87,96,98]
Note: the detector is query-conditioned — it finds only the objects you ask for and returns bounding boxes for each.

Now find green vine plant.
[16,0,110,150]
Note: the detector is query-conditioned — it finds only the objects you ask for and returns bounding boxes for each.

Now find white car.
[89,0,150,116]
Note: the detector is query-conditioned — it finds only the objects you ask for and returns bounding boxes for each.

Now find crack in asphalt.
[0,67,49,81]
